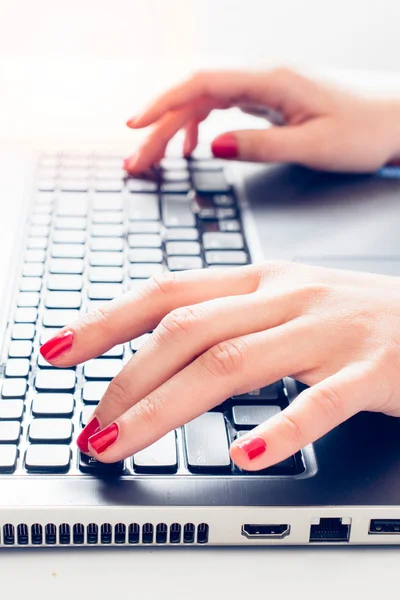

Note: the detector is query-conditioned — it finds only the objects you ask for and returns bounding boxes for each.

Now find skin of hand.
[40,262,400,469]
[123,67,400,173]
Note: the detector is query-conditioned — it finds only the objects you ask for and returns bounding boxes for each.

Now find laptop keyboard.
[0,152,304,478]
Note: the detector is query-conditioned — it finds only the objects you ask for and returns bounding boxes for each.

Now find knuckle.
[201,339,248,378]
[270,66,296,83]
[258,259,296,283]
[105,376,132,410]
[82,304,112,335]
[279,411,304,446]
[157,305,202,340]
[295,283,335,306]
[146,271,180,299]
[309,385,344,422]
[188,70,209,90]
[136,394,162,429]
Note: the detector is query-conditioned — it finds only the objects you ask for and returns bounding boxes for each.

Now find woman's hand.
[124,68,400,174]
[40,262,400,469]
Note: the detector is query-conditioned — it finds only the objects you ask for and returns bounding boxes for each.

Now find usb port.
[369,519,400,534]
[241,524,290,539]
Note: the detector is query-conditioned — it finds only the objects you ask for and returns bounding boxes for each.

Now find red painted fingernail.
[88,423,119,455]
[236,437,266,461]
[211,133,238,159]
[40,329,74,361]
[76,417,101,453]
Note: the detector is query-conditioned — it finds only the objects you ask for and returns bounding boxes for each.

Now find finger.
[128,68,311,129]
[82,287,304,433]
[40,266,260,367]
[230,362,371,471]
[211,127,311,164]
[183,119,199,156]
[84,320,316,463]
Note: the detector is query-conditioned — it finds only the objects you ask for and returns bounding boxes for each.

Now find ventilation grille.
[1,522,209,546]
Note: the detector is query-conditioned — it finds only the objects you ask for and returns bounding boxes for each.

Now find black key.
[235,431,296,473]
[82,381,109,404]
[20,277,42,292]
[128,248,163,263]
[32,394,74,417]
[22,263,44,277]
[35,370,76,392]
[81,405,96,426]
[91,225,125,237]
[90,237,124,252]
[0,445,18,473]
[89,267,124,283]
[11,324,35,340]
[161,182,191,194]
[55,217,87,230]
[128,233,162,248]
[213,194,235,207]
[192,171,230,193]
[47,274,83,291]
[162,195,195,227]
[219,219,241,232]
[198,207,217,220]
[95,180,123,192]
[25,249,46,263]
[202,232,244,250]
[14,308,37,323]
[1,379,27,399]
[45,291,82,309]
[25,445,71,473]
[5,359,30,378]
[92,211,123,224]
[17,292,40,307]
[79,452,124,475]
[88,283,123,300]
[49,259,84,274]
[166,241,200,256]
[217,208,237,220]
[127,178,157,193]
[43,309,80,327]
[129,263,164,278]
[89,252,124,267]
[0,401,24,421]
[133,431,177,473]
[92,194,124,211]
[128,194,160,220]
[205,250,248,265]
[184,413,231,472]
[84,359,122,380]
[53,230,86,244]
[167,256,203,271]
[232,383,280,401]
[232,405,281,427]
[51,244,85,258]
[128,221,160,234]
[8,341,33,358]
[56,195,88,216]
[165,228,198,241]
[29,419,73,443]
[0,422,21,443]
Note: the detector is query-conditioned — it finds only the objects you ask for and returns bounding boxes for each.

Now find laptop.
[0,146,400,548]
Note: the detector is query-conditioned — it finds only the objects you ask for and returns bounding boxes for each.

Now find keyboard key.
[184,413,231,472]
[22,263,44,277]
[25,249,46,263]
[11,324,35,340]
[57,196,88,217]
[30,225,50,237]
[35,370,76,392]
[127,178,157,193]
[81,405,96,426]
[55,217,87,230]
[128,194,160,220]
[53,230,86,244]
[31,214,52,227]
[192,171,230,193]
[202,232,244,250]
[0,422,21,443]
[43,309,79,327]
[129,263,164,278]
[82,381,109,404]
[20,277,42,292]
[219,219,241,232]
[45,292,82,309]
[232,405,281,427]
[14,308,37,323]
[95,179,123,192]
[95,168,125,180]
[88,283,124,300]
[161,182,191,194]
[160,157,188,170]
[128,248,163,263]
[167,256,203,270]
[92,211,124,224]
[130,333,151,352]
[27,236,48,250]
[165,228,198,241]
[128,234,162,248]
[47,274,83,291]
[235,431,296,473]
[60,180,88,192]
[213,194,236,207]
[89,252,124,267]
[32,394,74,417]
[189,159,223,171]
[0,401,24,420]
[0,445,18,473]
[217,208,237,220]
[5,359,30,378]
[161,168,190,182]
[29,419,73,443]
[17,292,40,307]
[90,237,124,252]
[102,344,124,358]
[89,267,124,283]
[49,259,84,274]
[91,224,125,237]
[8,341,33,358]
[205,250,248,265]
[25,445,71,473]
[133,431,177,473]
[51,244,85,259]
[84,359,122,380]
[92,194,124,211]
[162,195,195,227]
[128,221,160,234]
[59,169,89,181]
[1,379,27,399]
[37,354,57,368]
[166,241,201,256]
[232,384,280,401]
[39,330,58,345]
[79,452,124,475]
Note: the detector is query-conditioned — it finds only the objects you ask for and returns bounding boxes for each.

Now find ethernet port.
[309,518,351,543]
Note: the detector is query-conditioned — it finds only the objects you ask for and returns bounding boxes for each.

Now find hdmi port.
[241,524,290,539]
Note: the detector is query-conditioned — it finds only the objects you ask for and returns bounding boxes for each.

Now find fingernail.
[235,436,266,461]
[88,423,119,455]
[40,329,74,361]
[76,417,101,453]
[211,133,238,159]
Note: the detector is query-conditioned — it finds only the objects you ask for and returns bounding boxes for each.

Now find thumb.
[211,127,309,164]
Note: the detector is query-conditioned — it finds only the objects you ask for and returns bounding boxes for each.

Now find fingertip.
[126,117,138,128]
[230,435,267,470]
[211,133,238,159]
[39,329,74,363]
[76,417,101,454]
